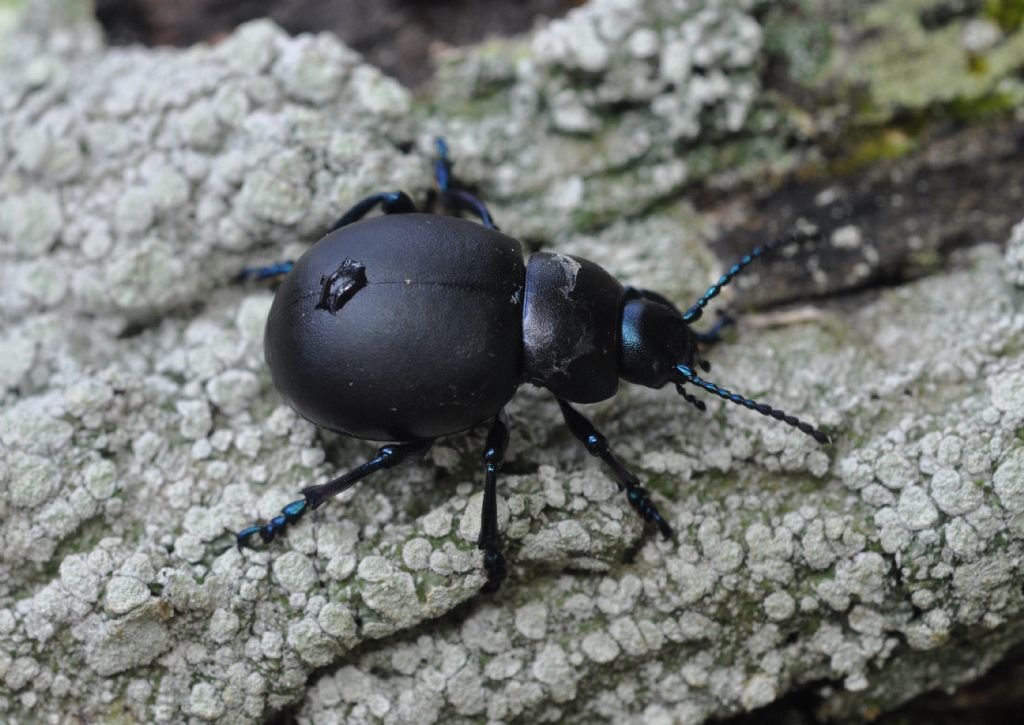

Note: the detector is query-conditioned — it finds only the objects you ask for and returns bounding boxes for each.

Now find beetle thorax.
[521,252,624,404]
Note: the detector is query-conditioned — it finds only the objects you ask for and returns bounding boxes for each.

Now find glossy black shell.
[265,214,524,441]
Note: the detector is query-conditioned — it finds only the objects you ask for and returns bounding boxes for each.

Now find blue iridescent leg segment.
[444,189,498,229]
[327,191,418,233]
[674,364,830,444]
[479,412,510,593]
[433,137,498,229]
[683,229,822,324]
[556,398,672,539]
[434,137,452,194]
[236,192,416,284]
[236,498,309,548]
[691,312,735,345]
[236,439,434,549]
[235,260,295,284]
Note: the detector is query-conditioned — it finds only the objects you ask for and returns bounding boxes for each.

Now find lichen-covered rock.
[0,17,417,324]
[1007,218,1024,288]
[2,3,1024,725]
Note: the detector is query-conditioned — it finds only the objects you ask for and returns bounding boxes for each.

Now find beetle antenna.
[682,229,822,324]
[674,364,830,444]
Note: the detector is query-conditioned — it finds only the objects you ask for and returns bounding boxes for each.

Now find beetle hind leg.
[556,398,673,539]
[327,191,418,233]
[236,439,433,549]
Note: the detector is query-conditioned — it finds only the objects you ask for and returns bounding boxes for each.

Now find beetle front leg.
[237,439,433,549]
[478,412,510,593]
[556,398,673,539]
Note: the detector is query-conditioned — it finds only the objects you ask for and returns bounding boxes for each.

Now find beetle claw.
[236,526,263,550]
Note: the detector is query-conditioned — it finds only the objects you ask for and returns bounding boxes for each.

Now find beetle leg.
[433,136,453,193]
[236,439,433,549]
[691,312,735,346]
[442,188,498,230]
[479,412,510,593]
[234,260,295,285]
[555,398,673,539]
[238,192,417,284]
[432,137,499,229]
[326,191,418,233]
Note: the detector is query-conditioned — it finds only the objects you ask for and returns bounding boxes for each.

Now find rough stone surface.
[2,2,1024,724]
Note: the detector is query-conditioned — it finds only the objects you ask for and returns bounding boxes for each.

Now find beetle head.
[619,297,696,389]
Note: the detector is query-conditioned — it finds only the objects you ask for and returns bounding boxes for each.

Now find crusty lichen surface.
[2,1,1024,723]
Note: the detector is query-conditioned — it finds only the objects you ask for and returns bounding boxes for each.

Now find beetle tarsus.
[626,486,673,539]
[481,550,507,593]
[236,497,309,550]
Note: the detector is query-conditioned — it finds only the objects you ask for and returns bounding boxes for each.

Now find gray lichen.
[2,1,1024,724]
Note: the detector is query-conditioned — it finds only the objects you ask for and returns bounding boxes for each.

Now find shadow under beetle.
[237,138,830,592]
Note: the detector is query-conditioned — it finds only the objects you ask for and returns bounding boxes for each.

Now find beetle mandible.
[236,138,830,592]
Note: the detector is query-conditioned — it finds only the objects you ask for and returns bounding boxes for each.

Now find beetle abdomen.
[522,252,623,403]
[265,215,525,441]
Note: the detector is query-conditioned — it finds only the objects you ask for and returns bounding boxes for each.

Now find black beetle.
[237,139,829,592]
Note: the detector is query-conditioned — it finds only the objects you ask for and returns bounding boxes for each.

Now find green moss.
[830,127,918,175]
[946,88,1022,121]
[644,473,678,502]
[986,0,1024,31]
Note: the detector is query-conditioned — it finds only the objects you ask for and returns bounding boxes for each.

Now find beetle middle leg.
[555,398,673,539]
[479,412,511,593]
[237,439,433,548]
